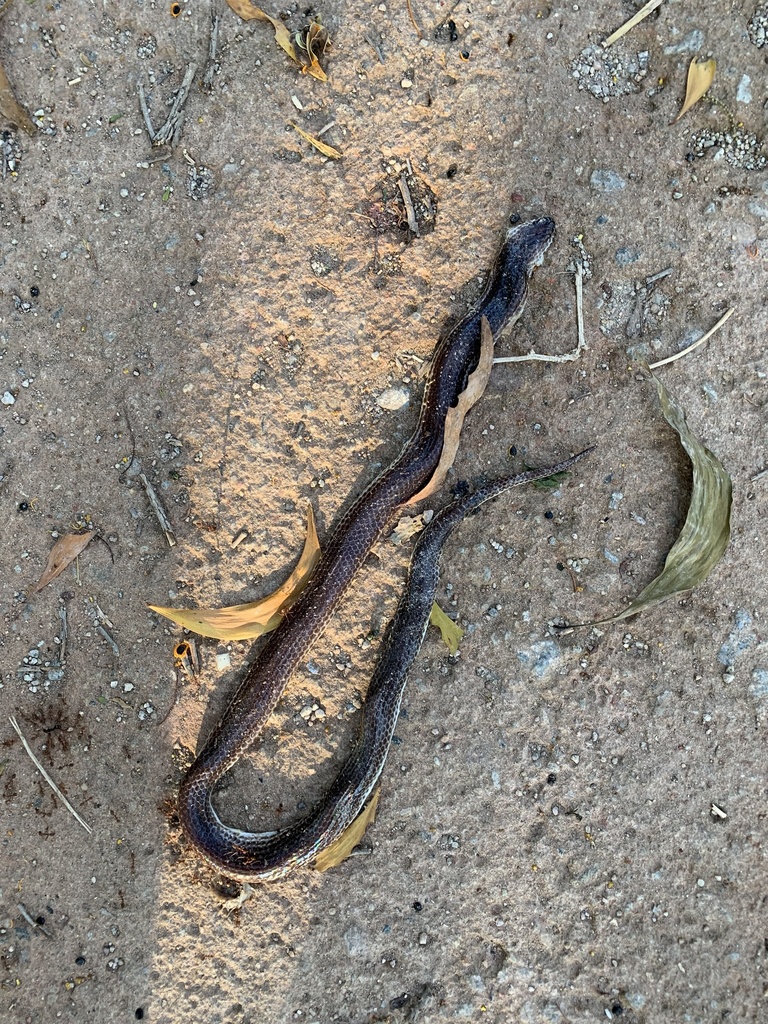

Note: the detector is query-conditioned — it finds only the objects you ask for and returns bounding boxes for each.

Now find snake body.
[179,217,557,880]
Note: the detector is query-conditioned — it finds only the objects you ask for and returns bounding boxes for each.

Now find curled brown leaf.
[149,505,321,640]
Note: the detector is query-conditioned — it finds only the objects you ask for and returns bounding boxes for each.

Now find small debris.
[364,166,438,239]
[186,163,216,200]
[689,127,767,170]
[570,45,648,102]
[748,4,768,48]
[1,129,22,178]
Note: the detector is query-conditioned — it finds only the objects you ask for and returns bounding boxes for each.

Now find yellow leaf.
[149,505,321,640]
[672,57,716,124]
[33,532,95,592]
[225,0,300,64]
[429,601,464,655]
[289,122,342,160]
[407,314,494,505]
[313,786,380,872]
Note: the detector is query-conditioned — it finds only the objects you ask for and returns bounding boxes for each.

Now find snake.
[179,216,567,880]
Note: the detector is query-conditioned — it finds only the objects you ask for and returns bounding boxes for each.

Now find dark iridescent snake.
[178,217,586,881]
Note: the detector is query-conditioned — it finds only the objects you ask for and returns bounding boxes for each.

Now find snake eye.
[170,1,181,16]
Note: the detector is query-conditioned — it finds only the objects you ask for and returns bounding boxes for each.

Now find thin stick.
[139,472,177,547]
[398,175,420,236]
[648,308,734,369]
[202,11,221,94]
[137,82,156,141]
[494,262,587,365]
[603,0,665,48]
[9,716,93,835]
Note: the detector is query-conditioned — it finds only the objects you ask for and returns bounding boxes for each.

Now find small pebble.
[590,169,626,193]
[376,387,410,411]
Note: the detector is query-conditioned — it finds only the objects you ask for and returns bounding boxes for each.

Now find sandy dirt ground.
[1,1,767,1021]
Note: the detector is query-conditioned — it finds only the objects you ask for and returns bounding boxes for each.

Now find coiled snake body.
[179,217,566,880]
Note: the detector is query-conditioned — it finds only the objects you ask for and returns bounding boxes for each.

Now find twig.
[96,624,119,656]
[9,716,93,835]
[138,472,177,547]
[398,175,420,236]
[494,262,587,365]
[56,601,68,666]
[648,307,735,370]
[137,82,156,142]
[202,11,221,94]
[646,266,673,286]
[603,0,665,48]
[152,63,197,148]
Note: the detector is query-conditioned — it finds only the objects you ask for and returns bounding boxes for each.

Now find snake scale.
[179,216,583,881]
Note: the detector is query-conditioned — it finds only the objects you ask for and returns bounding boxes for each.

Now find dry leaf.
[289,121,342,159]
[580,373,732,626]
[33,532,95,592]
[313,786,380,872]
[429,601,464,655]
[226,1,328,80]
[391,510,432,546]
[226,0,300,61]
[0,59,35,135]
[672,57,716,124]
[295,21,330,81]
[407,315,495,506]
[149,505,321,640]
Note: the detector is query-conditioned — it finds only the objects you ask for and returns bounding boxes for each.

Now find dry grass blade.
[584,373,732,626]
[289,121,342,159]
[406,315,494,505]
[313,786,380,872]
[672,57,716,124]
[603,0,665,48]
[0,59,35,134]
[649,308,734,369]
[33,532,95,592]
[429,601,464,654]
[9,716,93,834]
[149,506,321,640]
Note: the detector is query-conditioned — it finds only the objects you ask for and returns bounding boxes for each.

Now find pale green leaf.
[587,372,732,625]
